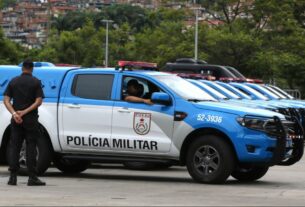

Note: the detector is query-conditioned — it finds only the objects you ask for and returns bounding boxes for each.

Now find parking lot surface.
[1,158,305,206]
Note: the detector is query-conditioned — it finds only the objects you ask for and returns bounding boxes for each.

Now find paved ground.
[1,158,305,206]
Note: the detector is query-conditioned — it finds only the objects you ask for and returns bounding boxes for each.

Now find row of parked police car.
[0,60,304,184]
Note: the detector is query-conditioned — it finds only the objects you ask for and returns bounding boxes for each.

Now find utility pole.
[46,0,51,43]
[195,8,198,60]
[101,19,113,67]
[193,0,200,60]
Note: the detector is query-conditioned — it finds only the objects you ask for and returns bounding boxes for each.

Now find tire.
[231,166,269,181]
[6,130,53,176]
[186,135,236,184]
[53,157,90,174]
[123,161,173,170]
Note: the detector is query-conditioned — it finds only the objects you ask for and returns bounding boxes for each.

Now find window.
[122,76,161,100]
[154,75,216,101]
[236,87,251,96]
[72,74,114,100]
[172,69,197,73]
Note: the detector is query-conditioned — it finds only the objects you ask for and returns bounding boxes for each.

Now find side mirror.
[151,92,171,106]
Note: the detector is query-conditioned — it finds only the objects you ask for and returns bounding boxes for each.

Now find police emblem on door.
[133,112,151,135]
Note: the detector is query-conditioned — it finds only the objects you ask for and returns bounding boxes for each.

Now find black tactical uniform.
[4,72,45,185]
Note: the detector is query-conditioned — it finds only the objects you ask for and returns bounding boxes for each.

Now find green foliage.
[201,26,262,73]
[132,21,195,66]
[39,7,191,67]
[51,5,187,34]
[0,0,16,9]
[0,29,23,64]
[293,0,305,28]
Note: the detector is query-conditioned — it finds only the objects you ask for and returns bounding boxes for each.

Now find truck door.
[58,71,115,153]
[111,75,175,154]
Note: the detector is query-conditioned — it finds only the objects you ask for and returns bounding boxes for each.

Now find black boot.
[27,176,46,186]
[7,173,17,186]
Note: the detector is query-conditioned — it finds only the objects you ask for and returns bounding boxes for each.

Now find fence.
[284,89,302,99]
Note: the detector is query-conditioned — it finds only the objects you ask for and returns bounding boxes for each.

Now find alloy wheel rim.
[193,145,220,176]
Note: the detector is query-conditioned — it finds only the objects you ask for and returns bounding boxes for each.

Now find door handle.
[67,104,81,109]
[118,108,131,113]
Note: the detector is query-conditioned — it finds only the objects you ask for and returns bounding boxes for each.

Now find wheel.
[186,135,236,184]
[6,131,53,176]
[53,157,90,174]
[231,166,269,181]
[123,161,173,170]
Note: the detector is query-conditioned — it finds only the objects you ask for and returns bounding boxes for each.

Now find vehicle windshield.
[154,75,217,101]
[225,66,246,79]
[263,86,287,99]
[270,85,295,99]
[249,84,280,99]
[233,84,269,100]
[204,81,241,99]
[192,81,228,100]
[217,82,252,100]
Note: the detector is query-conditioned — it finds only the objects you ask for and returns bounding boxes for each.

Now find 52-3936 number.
[197,114,223,123]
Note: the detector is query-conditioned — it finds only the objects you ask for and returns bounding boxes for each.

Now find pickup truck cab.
[0,66,300,183]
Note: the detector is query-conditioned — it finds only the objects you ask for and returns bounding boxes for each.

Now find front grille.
[298,108,305,131]
[282,119,304,140]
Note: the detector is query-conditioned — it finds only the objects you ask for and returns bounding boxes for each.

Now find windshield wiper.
[188,99,216,102]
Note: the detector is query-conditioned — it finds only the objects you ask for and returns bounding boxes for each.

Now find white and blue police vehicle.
[0,64,301,184]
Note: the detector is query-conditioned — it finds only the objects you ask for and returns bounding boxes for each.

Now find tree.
[51,11,91,33]
[0,29,23,64]
[0,0,16,9]
[132,21,195,66]
[291,0,305,29]
[200,0,245,31]
[39,20,105,66]
[200,24,262,75]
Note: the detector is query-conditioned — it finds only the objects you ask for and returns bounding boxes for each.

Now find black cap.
[22,59,34,69]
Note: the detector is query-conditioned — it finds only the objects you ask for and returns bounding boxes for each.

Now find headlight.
[237,116,280,138]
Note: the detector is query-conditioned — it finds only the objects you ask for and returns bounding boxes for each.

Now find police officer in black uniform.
[3,59,46,186]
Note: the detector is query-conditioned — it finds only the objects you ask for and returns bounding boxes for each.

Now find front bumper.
[239,116,304,166]
[278,115,304,166]
[269,116,287,165]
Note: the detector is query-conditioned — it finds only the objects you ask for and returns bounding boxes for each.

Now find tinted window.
[72,74,114,100]
[225,66,246,78]
[171,69,197,73]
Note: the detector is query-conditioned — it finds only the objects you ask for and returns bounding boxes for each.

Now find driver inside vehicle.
[124,79,153,105]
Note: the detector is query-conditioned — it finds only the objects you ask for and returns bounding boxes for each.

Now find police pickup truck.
[0,65,302,184]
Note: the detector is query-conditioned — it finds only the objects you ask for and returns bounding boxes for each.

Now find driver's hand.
[144,99,154,105]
